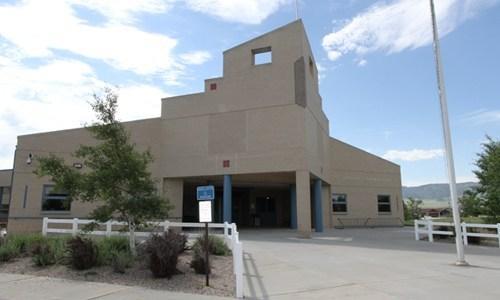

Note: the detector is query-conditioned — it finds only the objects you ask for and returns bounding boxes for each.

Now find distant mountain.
[403,182,479,200]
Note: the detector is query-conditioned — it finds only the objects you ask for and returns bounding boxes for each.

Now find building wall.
[328,138,404,227]
[7,118,171,233]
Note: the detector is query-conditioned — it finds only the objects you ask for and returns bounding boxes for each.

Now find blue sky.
[0,0,499,186]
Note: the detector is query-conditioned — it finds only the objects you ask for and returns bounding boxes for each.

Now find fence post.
[163,220,170,232]
[497,224,500,248]
[224,221,229,238]
[72,218,78,237]
[106,221,112,237]
[42,217,48,236]
[414,220,419,241]
[231,223,237,250]
[461,223,468,246]
[427,219,433,242]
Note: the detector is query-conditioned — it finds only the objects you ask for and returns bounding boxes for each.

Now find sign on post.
[198,201,212,223]
[197,185,214,287]
[197,185,215,201]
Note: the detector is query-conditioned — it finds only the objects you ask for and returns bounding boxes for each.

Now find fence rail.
[414,218,500,248]
[42,217,244,298]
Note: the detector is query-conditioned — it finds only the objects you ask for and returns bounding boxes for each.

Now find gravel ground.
[0,251,234,297]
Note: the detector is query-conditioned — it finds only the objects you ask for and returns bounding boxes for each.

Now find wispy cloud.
[184,0,291,24]
[179,51,212,65]
[461,109,500,125]
[322,0,499,62]
[383,148,444,161]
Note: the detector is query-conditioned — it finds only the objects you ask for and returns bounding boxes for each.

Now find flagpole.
[429,0,467,265]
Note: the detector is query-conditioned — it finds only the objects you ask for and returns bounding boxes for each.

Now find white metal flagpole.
[429,0,467,265]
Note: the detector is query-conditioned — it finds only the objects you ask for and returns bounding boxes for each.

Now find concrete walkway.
[240,227,500,299]
[0,273,230,300]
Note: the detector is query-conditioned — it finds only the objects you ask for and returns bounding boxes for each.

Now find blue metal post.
[290,184,297,229]
[223,175,232,223]
[314,179,323,232]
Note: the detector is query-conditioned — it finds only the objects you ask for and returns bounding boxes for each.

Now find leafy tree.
[473,136,500,223]
[404,197,423,220]
[36,89,171,255]
[459,189,483,217]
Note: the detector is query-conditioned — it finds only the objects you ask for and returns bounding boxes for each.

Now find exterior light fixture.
[26,153,33,165]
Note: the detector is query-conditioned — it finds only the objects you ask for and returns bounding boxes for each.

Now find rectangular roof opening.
[252,46,272,65]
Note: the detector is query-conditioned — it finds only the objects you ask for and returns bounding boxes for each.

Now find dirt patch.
[0,251,234,297]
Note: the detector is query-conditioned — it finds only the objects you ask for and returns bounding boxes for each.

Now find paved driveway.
[240,227,500,299]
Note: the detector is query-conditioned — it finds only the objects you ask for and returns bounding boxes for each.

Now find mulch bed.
[0,250,234,297]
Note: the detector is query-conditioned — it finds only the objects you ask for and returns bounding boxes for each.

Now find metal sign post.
[197,185,215,286]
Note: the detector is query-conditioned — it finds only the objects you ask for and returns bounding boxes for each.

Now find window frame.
[377,195,392,214]
[332,193,348,214]
[41,184,71,213]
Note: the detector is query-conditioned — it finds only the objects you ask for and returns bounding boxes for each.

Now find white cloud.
[179,51,212,65]
[0,0,179,76]
[184,0,291,24]
[72,0,174,24]
[383,148,444,161]
[322,0,499,61]
[357,59,367,67]
[461,109,500,125]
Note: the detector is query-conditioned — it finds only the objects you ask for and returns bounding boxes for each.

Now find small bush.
[6,234,45,255]
[67,236,98,270]
[190,244,211,275]
[144,231,185,278]
[32,243,57,266]
[111,250,134,274]
[31,236,68,267]
[193,235,231,256]
[96,237,130,266]
[0,243,20,262]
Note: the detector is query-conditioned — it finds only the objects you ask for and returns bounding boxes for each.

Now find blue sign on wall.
[197,185,215,201]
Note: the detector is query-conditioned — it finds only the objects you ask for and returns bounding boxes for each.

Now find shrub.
[144,231,185,278]
[190,244,211,275]
[193,235,231,256]
[67,236,98,270]
[111,250,134,274]
[6,234,45,255]
[0,243,20,262]
[32,243,57,266]
[96,236,130,266]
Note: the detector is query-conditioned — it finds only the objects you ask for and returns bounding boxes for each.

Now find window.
[209,83,217,91]
[252,46,272,65]
[0,186,10,208]
[332,193,347,213]
[377,195,391,213]
[42,185,70,211]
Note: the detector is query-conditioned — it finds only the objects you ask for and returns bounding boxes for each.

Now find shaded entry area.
[182,173,292,228]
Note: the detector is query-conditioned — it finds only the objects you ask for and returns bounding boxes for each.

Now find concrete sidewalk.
[240,227,500,299]
[0,273,230,300]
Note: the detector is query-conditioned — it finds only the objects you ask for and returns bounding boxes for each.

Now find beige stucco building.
[5,20,403,236]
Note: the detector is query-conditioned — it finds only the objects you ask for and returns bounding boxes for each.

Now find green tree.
[404,197,423,220]
[459,189,483,217]
[474,136,500,223]
[36,89,171,255]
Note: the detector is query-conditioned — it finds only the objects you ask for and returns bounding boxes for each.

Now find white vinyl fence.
[42,217,244,298]
[414,218,500,248]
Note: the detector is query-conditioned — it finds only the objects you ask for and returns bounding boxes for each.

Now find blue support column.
[290,184,297,229]
[223,175,232,223]
[314,179,323,232]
